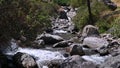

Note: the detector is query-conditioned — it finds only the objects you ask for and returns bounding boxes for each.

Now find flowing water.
[3,6,110,68]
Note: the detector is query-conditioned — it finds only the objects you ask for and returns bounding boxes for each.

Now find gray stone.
[33,39,45,48]
[36,33,64,44]
[83,37,109,49]
[13,52,38,68]
[82,25,100,38]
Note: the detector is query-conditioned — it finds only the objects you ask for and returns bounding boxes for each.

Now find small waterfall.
[5,39,65,68]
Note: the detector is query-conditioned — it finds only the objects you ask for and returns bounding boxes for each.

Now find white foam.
[42,66,48,68]
[17,48,65,62]
[82,54,110,64]
[53,30,67,34]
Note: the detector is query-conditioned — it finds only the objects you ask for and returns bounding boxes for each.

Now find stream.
[2,6,111,68]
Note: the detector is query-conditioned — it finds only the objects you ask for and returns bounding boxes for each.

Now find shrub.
[110,17,120,37]
[0,0,57,42]
[73,0,108,31]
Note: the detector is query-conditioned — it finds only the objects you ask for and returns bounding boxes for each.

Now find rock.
[69,37,81,43]
[111,39,120,45]
[82,25,100,38]
[84,49,98,55]
[98,47,109,56]
[48,59,64,68]
[83,37,109,49]
[20,35,27,42]
[101,33,116,42]
[106,42,120,56]
[99,55,120,68]
[66,44,85,56]
[33,39,45,48]
[13,52,38,68]
[71,26,79,34]
[59,10,68,20]
[44,28,53,33]
[53,40,72,48]
[0,52,9,68]
[36,33,64,44]
[37,59,64,68]
[60,55,97,68]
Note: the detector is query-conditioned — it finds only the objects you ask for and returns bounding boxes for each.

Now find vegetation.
[73,0,120,38]
[53,0,85,7]
[0,0,120,43]
[0,0,58,42]
[73,0,108,31]
[110,17,120,37]
[53,0,70,6]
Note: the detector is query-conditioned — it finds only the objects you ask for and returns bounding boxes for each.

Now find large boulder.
[82,25,100,38]
[83,37,109,49]
[99,55,120,68]
[13,52,38,68]
[60,55,97,68]
[36,33,64,44]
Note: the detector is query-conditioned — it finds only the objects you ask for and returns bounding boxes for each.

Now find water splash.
[82,54,111,64]
[17,48,65,62]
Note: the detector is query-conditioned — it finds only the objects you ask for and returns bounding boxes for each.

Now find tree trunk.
[87,0,93,25]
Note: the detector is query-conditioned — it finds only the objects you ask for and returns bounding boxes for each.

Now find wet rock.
[69,37,80,43]
[98,47,109,56]
[0,52,9,68]
[101,33,116,43]
[71,26,79,34]
[53,40,72,48]
[13,52,38,68]
[32,40,45,48]
[82,25,100,38]
[99,55,120,68]
[48,59,64,68]
[59,11,68,20]
[45,28,53,33]
[106,42,120,56]
[36,33,64,44]
[84,49,98,55]
[66,44,85,56]
[60,55,97,68]
[20,35,27,42]
[83,37,109,49]
[37,59,64,68]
